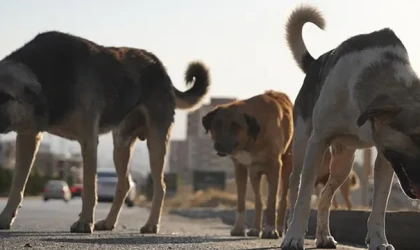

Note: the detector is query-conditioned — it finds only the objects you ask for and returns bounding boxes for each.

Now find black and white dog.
[282,5,420,250]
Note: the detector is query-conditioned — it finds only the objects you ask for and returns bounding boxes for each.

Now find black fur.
[175,61,210,106]
[301,51,316,74]
[244,114,260,140]
[293,51,333,123]
[294,28,406,123]
[2,31,205,133]
[326,28,404,70]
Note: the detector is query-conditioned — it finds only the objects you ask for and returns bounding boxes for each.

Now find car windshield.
[97,172,117,178]
[47,181,65,187]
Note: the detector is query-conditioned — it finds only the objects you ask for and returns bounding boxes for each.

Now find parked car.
[70,183,83,197]
[43,180,72,202]
[97,168,136,207]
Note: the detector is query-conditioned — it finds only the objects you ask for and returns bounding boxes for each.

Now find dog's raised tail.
[349,170,360,191]
[285,5,325,73]
[174,61,210,111]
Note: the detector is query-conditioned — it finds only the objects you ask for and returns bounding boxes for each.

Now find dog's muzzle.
[214,142,237,157]
[384,150,420,199]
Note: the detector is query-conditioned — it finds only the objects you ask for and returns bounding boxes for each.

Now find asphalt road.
[0,198,366,250]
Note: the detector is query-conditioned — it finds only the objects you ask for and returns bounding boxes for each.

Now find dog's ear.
[202,108,219,134]
[357,107,401,127]
[244,114,260,140]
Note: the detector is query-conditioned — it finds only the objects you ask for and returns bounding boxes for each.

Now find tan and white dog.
[282,5,420,250]
[314,149,360,210]
[202,90,293,239]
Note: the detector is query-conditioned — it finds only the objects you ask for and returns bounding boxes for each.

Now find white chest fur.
[232,151,253,166]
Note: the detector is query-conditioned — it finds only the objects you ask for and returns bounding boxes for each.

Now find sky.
[0,0,418,170]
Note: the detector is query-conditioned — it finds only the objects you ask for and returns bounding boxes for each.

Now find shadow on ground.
[0,231,71,238]
[39,234,254,245]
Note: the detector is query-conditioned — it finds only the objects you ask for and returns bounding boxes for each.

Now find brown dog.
[314,149,360,210]
[202,90,293,239]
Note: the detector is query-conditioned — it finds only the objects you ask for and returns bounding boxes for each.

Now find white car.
[43,180,72,202]
[96,168,136,207]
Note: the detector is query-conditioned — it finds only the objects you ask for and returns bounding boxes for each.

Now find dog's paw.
[316,235,337,249]
[140,223,159,234]
[366,234,395,250]
[0,213,14,230]
[230,227,246,237]
[70,219,94,233]
[281,233,305,250]
[246,228,261,237]
[94,219,115,231]
[261,226,279,239]
[368,243,395,250]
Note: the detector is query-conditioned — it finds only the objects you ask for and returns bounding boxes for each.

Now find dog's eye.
[0,92,12,106]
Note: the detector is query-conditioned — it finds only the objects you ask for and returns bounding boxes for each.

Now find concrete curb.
[169,208,420,250]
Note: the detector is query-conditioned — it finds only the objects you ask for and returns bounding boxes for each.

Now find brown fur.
[315,149,360,210]
[202,90,293,238]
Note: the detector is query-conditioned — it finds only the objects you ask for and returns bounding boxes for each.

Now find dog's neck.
[354,64,420,112]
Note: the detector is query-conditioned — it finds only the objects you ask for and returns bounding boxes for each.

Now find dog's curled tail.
[174,61,210,111]
[285,5,325,74]
[349,170,360,191]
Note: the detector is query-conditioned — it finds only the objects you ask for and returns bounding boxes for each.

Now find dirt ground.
[138,177,370,211]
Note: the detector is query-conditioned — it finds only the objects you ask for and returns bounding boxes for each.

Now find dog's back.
[3,31,168,128]
[286,7,407,127]
[262,90,294,150]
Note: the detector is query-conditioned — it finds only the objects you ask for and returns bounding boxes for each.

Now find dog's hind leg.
[281,133,329,250]
[365,153,394,250]
[140,109,173,234]
[340,175,352,210]
[315,145,355,249]
[277,149,292,237]
[332,194,339,209]
[0,133,42,230]
[95,133,137,231]
[71,126,99,233]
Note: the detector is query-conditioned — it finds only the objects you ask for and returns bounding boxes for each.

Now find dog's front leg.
[281,134,328,250]
[365,154,394,250]
[71,133,99,233]
[287,131,310,230]
[247,169,262,237]
[95,133,137,231]
[261,159,280,239]
[230,161,248,237]
[0,132,42,230]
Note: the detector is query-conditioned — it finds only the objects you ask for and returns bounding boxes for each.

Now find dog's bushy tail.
[349,170,360,191]
[174,61,210,111]
[285,4,325,74]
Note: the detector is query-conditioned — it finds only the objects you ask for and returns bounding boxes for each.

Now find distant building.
[168,140,188,182]
[168,97,236,184]
[0,139,82,183]
[0,140,16,169]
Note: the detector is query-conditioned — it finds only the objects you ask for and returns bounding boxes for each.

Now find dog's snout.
[214,142,226,152]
